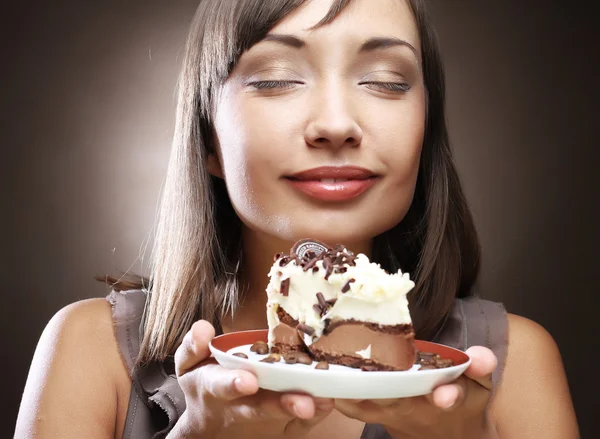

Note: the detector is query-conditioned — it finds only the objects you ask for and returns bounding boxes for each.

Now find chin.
[280,220,396,250]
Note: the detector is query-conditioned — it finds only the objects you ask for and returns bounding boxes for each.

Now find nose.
[304,83,363,149]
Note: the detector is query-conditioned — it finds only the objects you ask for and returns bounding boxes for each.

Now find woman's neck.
[220,227,373,333]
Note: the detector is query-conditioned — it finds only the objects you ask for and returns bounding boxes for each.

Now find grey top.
[107,290,508,439]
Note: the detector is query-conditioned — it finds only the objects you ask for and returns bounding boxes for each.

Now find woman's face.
[211,0,425,247]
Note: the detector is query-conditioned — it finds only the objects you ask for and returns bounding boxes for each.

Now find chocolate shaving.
[283,239,359,273]
[274,253,282,262]
[313,304,324,316]
[280,278,290,296]
[303,256,319,272]
[324,263,333,280]
[326,298,337,306]
[296,323,315,336]
[305,250,317,260]
[341,278,355,293]
[316,292,328,309]
[312,266,319,273]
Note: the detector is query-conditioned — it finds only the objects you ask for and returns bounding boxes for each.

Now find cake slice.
[266,239,416,371]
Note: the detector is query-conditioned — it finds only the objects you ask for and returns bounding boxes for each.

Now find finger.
[336,398,414,423]
[464,346,497,390]
[226,390,295,423]
[280,393,326,420]
[196,363,259,401]
[428,381,466,411]
[227,392,331,424]
[284,397,335,437]
[175,320,215,377]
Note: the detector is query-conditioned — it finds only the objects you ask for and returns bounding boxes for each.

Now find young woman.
[15,0,579,438]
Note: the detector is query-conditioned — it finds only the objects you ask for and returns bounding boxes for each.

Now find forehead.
[269,0,420,55]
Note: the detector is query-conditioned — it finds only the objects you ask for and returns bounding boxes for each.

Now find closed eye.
[359,82,411,92]
[248,80,303,90]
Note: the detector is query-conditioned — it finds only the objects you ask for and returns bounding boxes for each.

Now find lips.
[286,166,379,202]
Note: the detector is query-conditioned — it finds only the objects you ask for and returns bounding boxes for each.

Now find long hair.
[102,0,480,364]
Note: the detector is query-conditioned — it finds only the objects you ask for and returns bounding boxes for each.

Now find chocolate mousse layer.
[270,323,306,355]
[308,321,416,371]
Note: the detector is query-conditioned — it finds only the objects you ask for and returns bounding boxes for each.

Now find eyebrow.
[261,34,419,60]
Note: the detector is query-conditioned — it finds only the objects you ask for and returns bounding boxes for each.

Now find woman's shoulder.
[503,312,563,371]
[46,297,120,352]
[15,298,131,438]
[490,313,579,437]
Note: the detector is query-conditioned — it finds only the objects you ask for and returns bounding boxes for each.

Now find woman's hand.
[168,320,334,439]
[335,346,499,439]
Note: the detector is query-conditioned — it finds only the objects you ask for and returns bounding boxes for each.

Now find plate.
[209,329,470,399]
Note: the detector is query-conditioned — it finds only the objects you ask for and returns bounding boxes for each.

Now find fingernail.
[442,399,455,410]
[292,403,302,418]
[233,377,243,392]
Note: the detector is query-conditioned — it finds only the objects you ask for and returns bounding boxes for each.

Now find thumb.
[284,398,335,437]
[464,346,497,390]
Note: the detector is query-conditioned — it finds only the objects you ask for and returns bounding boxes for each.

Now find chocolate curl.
[341,278,355,293]
[302,256,319,272]
[316,292,328,310]
[296,323,315,336]
[280,278,290,296]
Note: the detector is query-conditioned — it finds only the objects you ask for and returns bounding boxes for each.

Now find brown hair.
[101,0,480,364]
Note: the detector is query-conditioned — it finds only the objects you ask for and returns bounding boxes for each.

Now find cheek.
[371,99,425,183]
[213,95,295,230]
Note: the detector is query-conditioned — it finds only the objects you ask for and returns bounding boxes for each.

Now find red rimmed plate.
[209,329,470,399]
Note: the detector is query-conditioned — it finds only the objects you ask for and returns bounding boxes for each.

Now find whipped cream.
[266,250,415,347]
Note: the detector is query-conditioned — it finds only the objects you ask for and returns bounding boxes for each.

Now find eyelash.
[248,80,302,90]
[248,80,411,93]
[360,81,411,92]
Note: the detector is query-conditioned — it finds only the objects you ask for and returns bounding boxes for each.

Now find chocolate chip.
[283,353,298,364]
[280,278,290,297]
[260,354,281,363]
[312,266,319,273]
[341,278,355,293]
[415,351,453,368]
[250,341,269,355]
[315,361,329,370]
[434,358,453,368]
[416,351,436,364]
[296,352,312,365]
[296,323,315,336]
[274,253,282,262]
[232,352,248,359]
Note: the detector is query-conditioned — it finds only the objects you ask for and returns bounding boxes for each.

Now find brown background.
[2,1,598,437]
